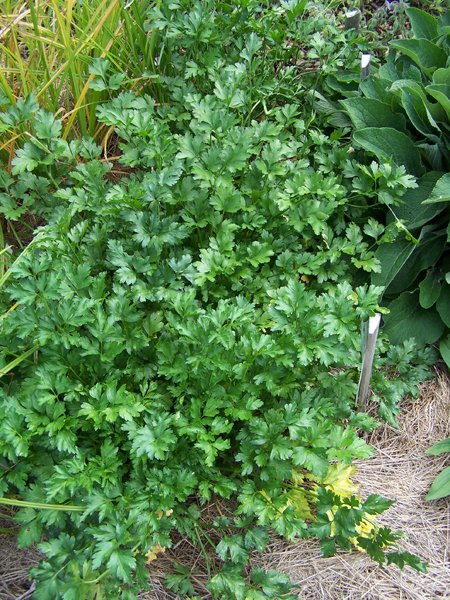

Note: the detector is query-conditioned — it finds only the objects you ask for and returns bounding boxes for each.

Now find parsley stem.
[83,570,110,585]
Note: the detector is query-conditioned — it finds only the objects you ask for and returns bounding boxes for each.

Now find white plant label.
[357,313,381,405]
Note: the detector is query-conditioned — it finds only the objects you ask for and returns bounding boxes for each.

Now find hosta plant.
[426,437,450,501]
[0,87,434,598]
[322,7,450,366]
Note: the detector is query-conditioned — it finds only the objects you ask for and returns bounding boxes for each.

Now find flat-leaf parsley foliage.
[0,2,433,598]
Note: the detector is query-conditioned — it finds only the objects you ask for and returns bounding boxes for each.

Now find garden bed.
[0,2,449,597]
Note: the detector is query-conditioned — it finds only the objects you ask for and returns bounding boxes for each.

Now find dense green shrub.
[0,89,433,598]
[0,2,436,598]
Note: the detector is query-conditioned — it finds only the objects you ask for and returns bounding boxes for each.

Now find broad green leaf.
[419,270,442,309]
[425,466,450,500]
[433,67,450,85]
[406,8,439,41]
[327,73,360,95]
[439,24,450,35]
[353,127,423,176]
[392,172,445,230]
[390,39,447,75]
[340,98,405,130]
[383,291,445,345]
[395,85,439,136]
[385,227,447,295]
[422,173,450,204]
[440,334,450,368]
[359,77,394,103]
[426,437,450,456]
[425,84,450,121]
[378,57,405,83]
[436,284,450,327]
[417,142,444,172]
[372,238,417,289]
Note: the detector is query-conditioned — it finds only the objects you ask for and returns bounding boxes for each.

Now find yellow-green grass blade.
[62,22,121,139]
[0,342,39,377]
[0,497,84,511]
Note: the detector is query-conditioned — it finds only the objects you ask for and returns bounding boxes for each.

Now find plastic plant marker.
[345,9,361,30]
[361,54,372,80]
[357,313,382,405]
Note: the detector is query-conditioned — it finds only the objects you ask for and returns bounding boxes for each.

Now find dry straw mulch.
[1,369,449,600]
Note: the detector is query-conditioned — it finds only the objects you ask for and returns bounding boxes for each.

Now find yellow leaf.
[155,508,174,519]
[287,489,313,519]
[321,463,359,498]
[350,513,377,551]
[146,544,166,563]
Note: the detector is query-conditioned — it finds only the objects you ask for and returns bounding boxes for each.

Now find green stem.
[0,497,84,511]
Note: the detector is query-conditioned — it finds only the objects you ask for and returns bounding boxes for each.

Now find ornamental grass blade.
[0,497,84,511]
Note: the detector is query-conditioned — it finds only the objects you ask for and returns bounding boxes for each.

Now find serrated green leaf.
[216,536,249,564]
[34,110,62,140]
[89,58,110,78]
[362,494,394,515]
[320,537,336,557]
[292,447,329,478]
[107,549,136,583]
[386,550,428,571]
